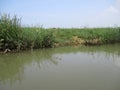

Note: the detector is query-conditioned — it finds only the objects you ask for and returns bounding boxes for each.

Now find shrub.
[0,14,21,50]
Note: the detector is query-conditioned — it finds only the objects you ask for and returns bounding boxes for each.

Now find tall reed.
[0,14,120,52]
[50,28,120,45]
[0,14,21,50]
[0,14,54,52]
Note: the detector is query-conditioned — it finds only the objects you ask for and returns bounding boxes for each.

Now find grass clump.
[0,14,54,52]
[0,14,21,51]
[20,27,54,49]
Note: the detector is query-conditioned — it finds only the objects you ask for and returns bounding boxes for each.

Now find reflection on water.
[0,43,120,90]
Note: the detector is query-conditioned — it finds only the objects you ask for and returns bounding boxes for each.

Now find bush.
[0,14,21,50]
[0,14,55,51]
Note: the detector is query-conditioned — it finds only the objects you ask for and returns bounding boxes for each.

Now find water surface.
[0,44,120,90]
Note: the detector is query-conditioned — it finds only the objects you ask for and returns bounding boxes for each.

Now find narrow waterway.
[0,44,120,90]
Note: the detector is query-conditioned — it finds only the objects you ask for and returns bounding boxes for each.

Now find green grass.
[0,14,120,52]
[50,28,120,46]
[0,14,54,51]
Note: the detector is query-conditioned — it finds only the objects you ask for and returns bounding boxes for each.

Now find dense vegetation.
[0,14,54,52]
[52,27,120,46]
[0,14,120,53]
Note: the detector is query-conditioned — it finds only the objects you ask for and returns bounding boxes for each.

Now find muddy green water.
[0,44,120,90]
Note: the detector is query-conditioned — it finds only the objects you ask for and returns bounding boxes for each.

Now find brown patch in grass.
[85,38,102,45]
[71,36,85,45]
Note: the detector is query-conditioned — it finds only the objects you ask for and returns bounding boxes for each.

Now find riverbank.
[0,14,120,53]
[50,27,120,46]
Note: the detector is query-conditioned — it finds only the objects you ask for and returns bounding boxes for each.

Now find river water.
[0,44,120,90]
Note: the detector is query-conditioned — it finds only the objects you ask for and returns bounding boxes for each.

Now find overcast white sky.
[0,0,120,28]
